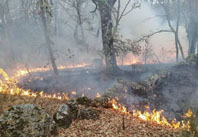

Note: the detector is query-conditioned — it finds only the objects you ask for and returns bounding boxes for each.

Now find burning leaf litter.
[0,67,193,132]
[110,99,191,129]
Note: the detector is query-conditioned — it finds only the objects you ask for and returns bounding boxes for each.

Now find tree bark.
[40,0,59,75]
[97,0,118,71]
[185,0,198,55]
[187,18,198,55]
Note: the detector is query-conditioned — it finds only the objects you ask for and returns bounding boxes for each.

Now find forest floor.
[18,64,171,98]
[0,93,181,137]
[2,60,197,136]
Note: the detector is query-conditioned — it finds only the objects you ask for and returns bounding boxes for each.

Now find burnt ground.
[18,64,172,98]
[151,65,198,119]
[101,61,198,120]
[17,62,198,120]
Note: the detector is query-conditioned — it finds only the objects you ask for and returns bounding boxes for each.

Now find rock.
[0,104,57,137]
[93,97,111,108]
[66,99,78,119]
[53,104,72,128]
[77,107,100,120]
[76,96,92,106]
[66,99,78,111]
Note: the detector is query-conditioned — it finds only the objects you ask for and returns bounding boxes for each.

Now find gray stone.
[76,96,92,106]
[66,99,78,119]
[53,104,72,128]
[0,104,57,137]
[93,97,111,108]
[66,99,78,111]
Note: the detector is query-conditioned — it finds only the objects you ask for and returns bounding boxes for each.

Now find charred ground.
[17,56,198,121]
[18,64,171,97]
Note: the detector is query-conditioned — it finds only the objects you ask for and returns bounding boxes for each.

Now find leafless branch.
[135,30,172,43]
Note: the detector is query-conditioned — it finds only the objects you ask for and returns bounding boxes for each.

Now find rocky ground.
[0,93,181,137]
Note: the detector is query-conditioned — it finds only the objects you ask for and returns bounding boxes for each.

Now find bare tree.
[92,0,118,71]
[158,0,185,62]
[39,0,59,75]
[112,0,140,37]
[183,0,198,55]
[91,0,142,71]
[60,0,89,52]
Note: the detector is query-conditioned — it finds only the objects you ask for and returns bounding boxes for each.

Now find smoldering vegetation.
[1,0,198,124]
[18,63,171,97]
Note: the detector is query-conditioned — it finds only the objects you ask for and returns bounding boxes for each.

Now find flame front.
[0,67,192,130]
[110,99,190,129]
[0,68,69,100]
[15,63,90,79]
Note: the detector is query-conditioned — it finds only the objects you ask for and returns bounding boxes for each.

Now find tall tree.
[158,0,185,62]
[93,0,118,71]
[39,0,59,75]
[184,0,198,55]
[61,0,89,52]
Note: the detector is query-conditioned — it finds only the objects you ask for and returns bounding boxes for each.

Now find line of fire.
[0,0,198,137]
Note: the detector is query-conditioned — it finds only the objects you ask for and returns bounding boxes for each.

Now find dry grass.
[0,93,181,137]
[0,93,64,116]
[59,109,180,137]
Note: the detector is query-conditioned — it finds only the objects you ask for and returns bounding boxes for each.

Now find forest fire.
[15,63,90,79]
[122,58,139,65]
[117,56,141,66]
[2,0,198,136]
[0,69,69,100]
[109,99,191,129]
[0,68,192,130]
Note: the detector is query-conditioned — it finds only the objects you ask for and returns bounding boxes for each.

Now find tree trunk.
[40,0,59,75]
[175,0,185,60]
[77,10,88,52]
[97,0,118,71]
[174,34,179,62]
[186,0,198,55]
[187,19,198,55]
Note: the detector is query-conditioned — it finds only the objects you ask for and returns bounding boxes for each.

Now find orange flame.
[15,63,90,79]
[0,69,69,100]
[96,93,101,98]
[109,99,191,129]
[117,54,141,66]
[0,67,192,130]
[72,91,77,95]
